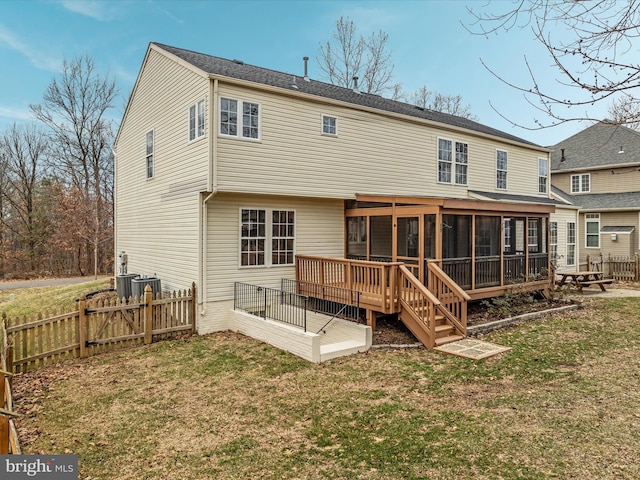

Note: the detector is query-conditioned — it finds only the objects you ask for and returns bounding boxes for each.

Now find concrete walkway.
[572,287,640,298]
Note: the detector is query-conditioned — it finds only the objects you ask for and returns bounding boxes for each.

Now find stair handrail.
[398,265,441,348]
[426,261,470,336]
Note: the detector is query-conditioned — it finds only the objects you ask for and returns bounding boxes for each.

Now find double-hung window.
[585,213,600,248]
[455,142,468,185]
[145,130,154,179]
[528,218,539,253]
[496,150,507,189]
[538,158,548,193]
[189,99,206,142]
[571,174,590,193]
[240,208,295,267]
[322,115,337,135]
[220,97,260,139]
[550,221,558,265]
[566,221,576,266]
[438,139,468,185]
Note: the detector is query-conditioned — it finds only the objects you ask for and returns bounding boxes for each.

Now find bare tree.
[0,123,49,274]
[465,0,640,129]
[318,16,395,95]
[431,94,478,121]
[30,55,118,278]
[319,17,477,119]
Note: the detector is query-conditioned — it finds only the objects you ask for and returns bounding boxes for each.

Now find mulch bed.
[371,297,574,345]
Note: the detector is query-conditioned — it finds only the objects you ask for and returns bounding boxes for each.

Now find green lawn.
[12,296,640,479]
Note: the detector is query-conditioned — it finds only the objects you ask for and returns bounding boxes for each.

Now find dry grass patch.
[10,298,640,479]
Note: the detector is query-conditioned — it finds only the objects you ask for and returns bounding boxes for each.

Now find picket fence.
[1,320,19,454]
[3,283,196,373]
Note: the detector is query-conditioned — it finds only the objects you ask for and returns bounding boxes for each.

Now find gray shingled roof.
[600,226,635,233]
[551,189,640,210]
[154,43,540,147]
[468,190,565,206]
[550,121,640,171]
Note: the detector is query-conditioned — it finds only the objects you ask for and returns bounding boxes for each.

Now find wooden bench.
[576,279,613,292]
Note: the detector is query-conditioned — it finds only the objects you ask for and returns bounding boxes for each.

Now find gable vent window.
[189,99,206,142]
[322,115,337,135]
[220,97,260,140]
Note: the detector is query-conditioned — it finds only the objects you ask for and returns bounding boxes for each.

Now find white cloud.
[0,25,61,72]
[0,105,34,125]
[60,0,117,22]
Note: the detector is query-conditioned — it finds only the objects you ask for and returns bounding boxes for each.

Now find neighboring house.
[114,43,560,354]
[550,121,640,270]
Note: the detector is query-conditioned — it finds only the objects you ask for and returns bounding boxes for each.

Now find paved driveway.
[0,276,110,291]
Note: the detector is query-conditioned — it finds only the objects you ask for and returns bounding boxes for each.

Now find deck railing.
[397,265,439,348]
[426,261,470,336]
[296,256,401,314]
[437,253,550,290]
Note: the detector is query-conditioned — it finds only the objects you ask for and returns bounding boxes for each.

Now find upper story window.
[571,173,590,193]
[538,157,548,193]
[438,138,468,185]
[322,115,337,135]
[585,213,600,248]
[189,99,206,142]
[496,150,507,190]
[220,97,260,140]
[145,130,154,179]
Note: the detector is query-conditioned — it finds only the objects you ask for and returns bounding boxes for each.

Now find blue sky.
[0,0,612,146]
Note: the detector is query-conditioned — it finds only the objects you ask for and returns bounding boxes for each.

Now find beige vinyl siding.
[115,48,210,292]
[206,193,344,301]
[553,169,640,194]
[550,207,579,271]
[578,211,640,261]
[214,83,549,200]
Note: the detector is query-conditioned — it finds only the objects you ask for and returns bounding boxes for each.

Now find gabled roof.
[550,121,640,172]
[153,43,541,148]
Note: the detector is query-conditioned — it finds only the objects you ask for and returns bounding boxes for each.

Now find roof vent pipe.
[353,76,360,94]
[560,148,565,162]
[303,56,310,82]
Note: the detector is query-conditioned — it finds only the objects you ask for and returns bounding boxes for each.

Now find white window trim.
[219,97,261,141]
[239,208,296,268]
[571,173,591,193]
[437,137,468,186]
[496,149,508,190]
[188,99,206,143]
[585,213,600,249]
[566,221,576,266]
[146,129,154,180]
[538,157,548,193]
[321,114,338,136]
[550,221,558,264]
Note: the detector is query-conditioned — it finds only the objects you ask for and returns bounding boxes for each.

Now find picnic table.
[555,270,613,293]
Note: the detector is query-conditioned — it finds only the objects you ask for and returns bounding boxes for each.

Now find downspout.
[111,146,118,276]
[200,78,219,317]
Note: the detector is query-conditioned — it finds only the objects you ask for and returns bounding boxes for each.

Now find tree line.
[0,56,117,279]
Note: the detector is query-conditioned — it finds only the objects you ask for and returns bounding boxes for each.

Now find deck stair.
[397,265,468,348]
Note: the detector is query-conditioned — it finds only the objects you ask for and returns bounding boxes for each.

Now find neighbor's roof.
[560,190,640,211]
[550,121,640,172]
[153,43,541,148]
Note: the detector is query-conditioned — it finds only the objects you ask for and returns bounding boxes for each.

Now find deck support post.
[366,309,378,331]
